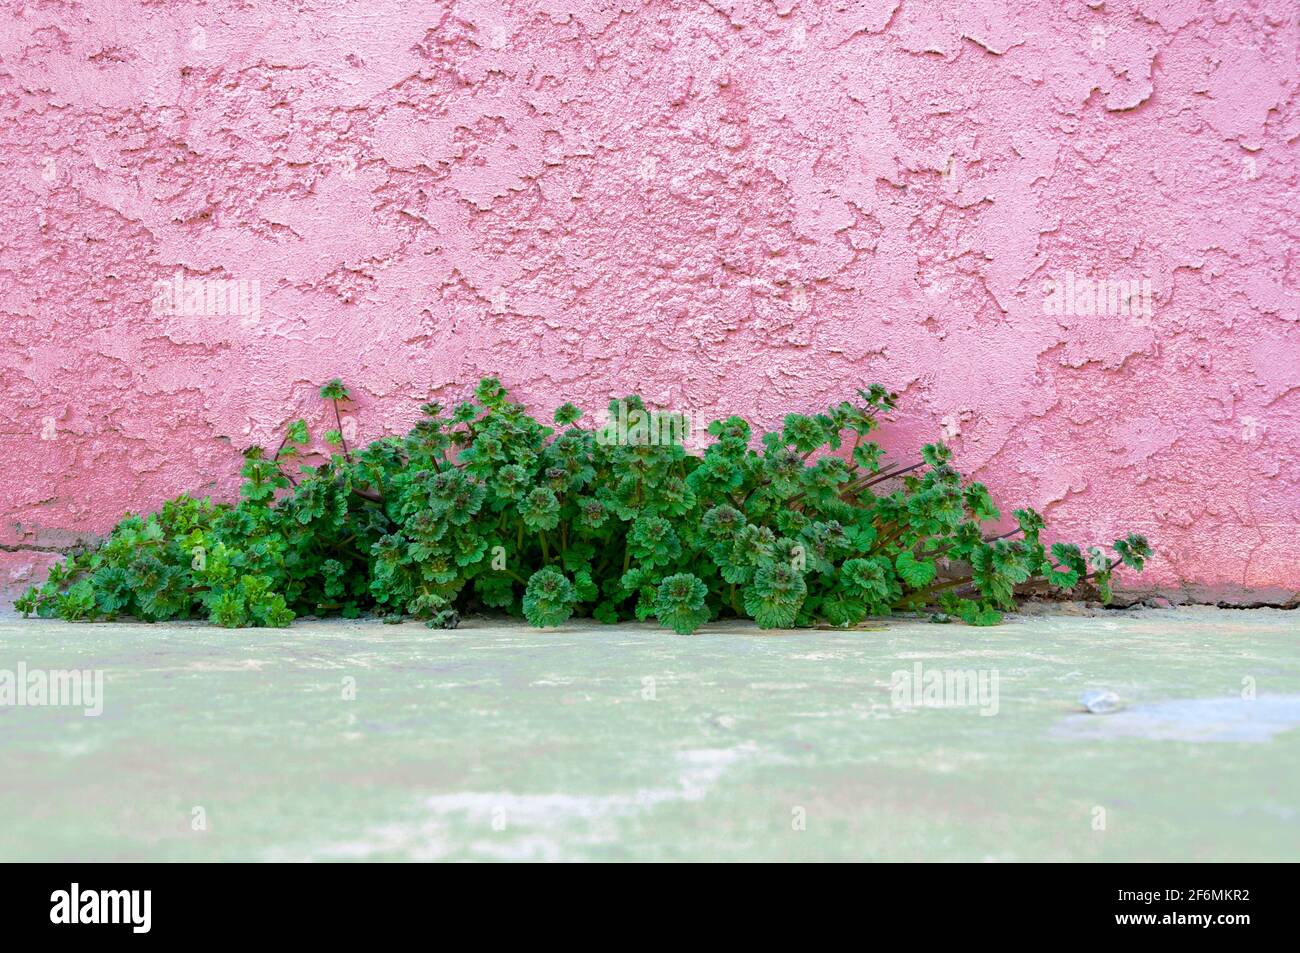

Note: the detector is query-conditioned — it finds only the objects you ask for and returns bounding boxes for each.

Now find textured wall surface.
[1,0,1297,602]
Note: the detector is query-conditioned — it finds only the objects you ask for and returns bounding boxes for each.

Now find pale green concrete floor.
[0,607,1297,861]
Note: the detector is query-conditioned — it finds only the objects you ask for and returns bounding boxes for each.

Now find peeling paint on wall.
[1,1,1297,601]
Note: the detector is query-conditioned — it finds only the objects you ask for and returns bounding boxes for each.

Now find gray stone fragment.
[1080,690,1122,714]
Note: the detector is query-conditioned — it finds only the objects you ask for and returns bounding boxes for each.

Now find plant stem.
[841,461,923,498]
[927,528,1023,560]
[332,398,351,462]
[909,575,975,602]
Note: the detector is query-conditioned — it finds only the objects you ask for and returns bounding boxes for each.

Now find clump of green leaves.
[16,379,1151,633]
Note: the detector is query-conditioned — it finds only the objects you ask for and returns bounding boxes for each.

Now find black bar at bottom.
[3,862,1287,941]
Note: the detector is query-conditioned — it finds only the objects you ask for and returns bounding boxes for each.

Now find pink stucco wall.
[2,1,1297,603]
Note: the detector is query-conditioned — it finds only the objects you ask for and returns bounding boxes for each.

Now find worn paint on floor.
[0,607,1297,861]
